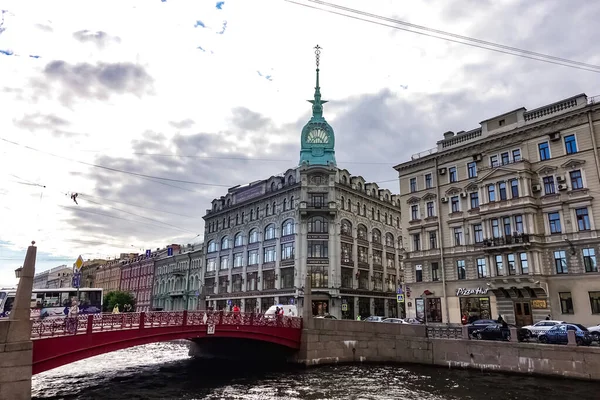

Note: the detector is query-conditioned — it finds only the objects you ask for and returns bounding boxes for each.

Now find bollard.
[462,325,470,340]
[567,330,577,346]
[509,327,518,342]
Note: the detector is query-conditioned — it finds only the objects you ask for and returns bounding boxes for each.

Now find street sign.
[72,272,81,289]
[397,286,403,294]
[341,303,348,312]
[74,255,84,271]
[397,294,405,303]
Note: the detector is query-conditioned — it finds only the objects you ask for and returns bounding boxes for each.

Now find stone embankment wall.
[296,318,600,381]
[0,319,33,400]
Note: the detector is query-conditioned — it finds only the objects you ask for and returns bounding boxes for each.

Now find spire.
[308,44,327,119]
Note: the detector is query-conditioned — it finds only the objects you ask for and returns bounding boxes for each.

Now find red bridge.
[31,311,303,375]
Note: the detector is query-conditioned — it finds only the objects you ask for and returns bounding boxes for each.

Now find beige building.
[395,93,600,326]
[95,254,133,293]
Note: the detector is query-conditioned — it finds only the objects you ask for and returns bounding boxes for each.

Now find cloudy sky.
[1,0,599,285]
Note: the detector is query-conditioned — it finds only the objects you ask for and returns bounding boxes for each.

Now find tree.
[103,291,136,312]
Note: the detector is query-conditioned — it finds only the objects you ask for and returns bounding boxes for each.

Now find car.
[363,316,386,322]
[472,323,529,342]
[465,319,498,338]
[402,317,422,325]
[315,315,337,319]
[382,318,405,324]
[587,323,600,342]
[538,323,593,346]
[521,320,565,338]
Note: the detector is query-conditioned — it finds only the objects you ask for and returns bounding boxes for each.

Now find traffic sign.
[72,272,81,288]
[74,255,84,271]
[341,303,348,312]
[396,294,405,303]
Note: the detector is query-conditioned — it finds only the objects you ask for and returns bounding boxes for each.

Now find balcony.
[481,234,531,251]
[299,201,337,216]
[478,196,537,214]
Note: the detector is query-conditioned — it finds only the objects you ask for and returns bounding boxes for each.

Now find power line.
[286,0,600,74]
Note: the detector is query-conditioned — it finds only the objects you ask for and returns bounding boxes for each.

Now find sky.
[1,0,599,286]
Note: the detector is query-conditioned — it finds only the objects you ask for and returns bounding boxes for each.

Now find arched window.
[207,240,218,253]
[341,196,345,210]
[372,229,381,244]
[272,201,276,214]
[341,219,352,236]
[221,236,230,250]
[372,189,376,196]
[347,199,351,210]
[235,214,239,225]
[371,207,375,219]
[234,232,243,247]
[342,176,348,184]
[386,233,394,247]
[250,209,254,220]
[248,229,259,244]
[264,224,276,240]
[226,199,231,206]
[396,217,400,228]
[308,216,329,233]
[358,182,363,191]
[288,175,295,185]
[290,196,295,209]
[363,205,366,215]
[357,201,360,214]
[241,211,245,222]
[357,224,367,240]
[377,210,380,221]
[271,182,276,191]
[282,219,295,236]
[266,203,270,215]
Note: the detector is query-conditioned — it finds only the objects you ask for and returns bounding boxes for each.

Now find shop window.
[559,292,574,314]
[374,298,385,316]
[460,296,491,323]
[417,297,442,323]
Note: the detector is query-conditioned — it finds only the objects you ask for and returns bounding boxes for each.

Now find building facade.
[395,93,600,326]
[80,259,108,288]
[33,270,50,289]
[152,244,204,311]
[95,255,131,293]
[201,47,403,319]
[44,265,73,289]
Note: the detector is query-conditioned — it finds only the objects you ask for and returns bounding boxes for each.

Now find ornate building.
[202,46,403,319]
[96,254,134,293]
[120,248,171,312]
[395,93,600,326]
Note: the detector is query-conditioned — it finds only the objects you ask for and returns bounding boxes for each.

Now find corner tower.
[299,45,337,167]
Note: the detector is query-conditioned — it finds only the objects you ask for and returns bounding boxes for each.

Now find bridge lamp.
[14,266,23,279]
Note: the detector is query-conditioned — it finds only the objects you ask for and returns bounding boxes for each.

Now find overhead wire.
[285,0,600,74]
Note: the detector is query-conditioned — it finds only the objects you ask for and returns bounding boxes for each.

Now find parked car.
[382,318,405,324]
[471,323,528,342]
[402,318,422,325]
[587,323,600,342]
[538,323,593,346]
[315,315,337,319]
[363,316,386,322]
[465,319,498,337]
[521,320,565,338]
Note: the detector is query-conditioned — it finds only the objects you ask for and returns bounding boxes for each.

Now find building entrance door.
[514,301,533,327]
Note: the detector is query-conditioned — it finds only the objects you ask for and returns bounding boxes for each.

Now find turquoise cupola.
[299,45,336,167]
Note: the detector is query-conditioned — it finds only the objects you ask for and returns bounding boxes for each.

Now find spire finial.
[309,44,327,118]
[314,44,322,68]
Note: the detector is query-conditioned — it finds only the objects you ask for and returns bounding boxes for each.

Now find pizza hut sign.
[455,287,490,296]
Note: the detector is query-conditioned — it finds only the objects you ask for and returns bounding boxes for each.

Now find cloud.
[0,49,13,56]
[30,61,154,105]
[216,2,225,10]
[72,30,121,49]
[169,119,195,129]
[194,20,205,28]
[217,21,227,34]
[34,23,53,32]
[13,112,83,138]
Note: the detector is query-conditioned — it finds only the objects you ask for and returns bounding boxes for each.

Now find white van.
[265,304,298,317]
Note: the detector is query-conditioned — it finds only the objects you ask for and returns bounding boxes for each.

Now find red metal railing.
[30,311,303,339]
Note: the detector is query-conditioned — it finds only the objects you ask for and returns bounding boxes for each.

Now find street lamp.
[14,266,23,279]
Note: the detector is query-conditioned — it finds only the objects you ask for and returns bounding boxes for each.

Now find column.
[352,228,358,289]
[275,226,281,289]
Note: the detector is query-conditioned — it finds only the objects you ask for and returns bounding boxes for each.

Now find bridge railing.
[30,311,303,339]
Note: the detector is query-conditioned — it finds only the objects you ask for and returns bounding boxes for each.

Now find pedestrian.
[545,314,551,320]
[113,304,120,314]
[232,304,240,313]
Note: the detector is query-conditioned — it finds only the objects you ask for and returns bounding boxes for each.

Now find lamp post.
[14,267,23,279]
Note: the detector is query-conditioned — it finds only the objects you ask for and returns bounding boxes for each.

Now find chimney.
[443,131,455,140]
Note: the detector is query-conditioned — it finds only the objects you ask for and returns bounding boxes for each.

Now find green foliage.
[103,291,136,312]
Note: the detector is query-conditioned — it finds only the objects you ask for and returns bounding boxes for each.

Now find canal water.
[32,342,600,400]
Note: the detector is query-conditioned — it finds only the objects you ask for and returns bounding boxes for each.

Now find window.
[473,224,483,243]
[519,253,529,274]
[449,167,457,183]
[280,268,294,289]
[490,155,499,167]
[248,249,259,265]
[290,196,295,209]
[512,149,521,162]
[503,217,511,237]
[234,253,243,268]
[307,241,328,258]
[206,258,216,272]
[310,266,328,288]
[583,248,597,273]
[310,193,325,207]
[501,152,510,165]
[371,208,375,219]
[510,179,519,198]
[467,162,477,178]
[220,256,229,270]
[415,265,423,282]
[283,198,287,210]
[250,209,254,220]
[431,262,439,281]
[491,218,500,238]
[451,196,460,213]
[234,232,243,247]
[263,270,276,290]
[425,173,432,189]
[411,205,419,220]
[426,201,435,217]
[282,219,294,236]
[548,212,561,234]
[538,142,550,160]
[246,273,258,292]
[453,227,463,246]
[264,224,276,240]
[429,231,437,249]
[357,225,367,240]
[564,134,578,154]
[207,240,217,253]
[590,292,600,314]
[559,292,574,314]
[470,192,479,209]
[372,229,381,244]
[554,250,567,274]
[263,246,276,263]
[265,203,270,215]
[498,182,507,200]
[457,260,466,280]
[358,246,368,263]
[507,254,516,275]
[410,178,417,193]
[576,207,591,231]
[570,170,583,189]
[514,215,523,233]
[499,119,505,126]
[248,229,259,244]
[412,234,421,251]
[488,185,496,202]
[477,258,487,278]
[543,176,555,195]
[308,216,329,233]
[495,255,504,276]
[386,233,394,247]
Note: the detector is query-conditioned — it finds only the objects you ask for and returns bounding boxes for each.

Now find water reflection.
[33,342,600,400]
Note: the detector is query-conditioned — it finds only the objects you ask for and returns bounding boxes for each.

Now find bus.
[0,287,103,319]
